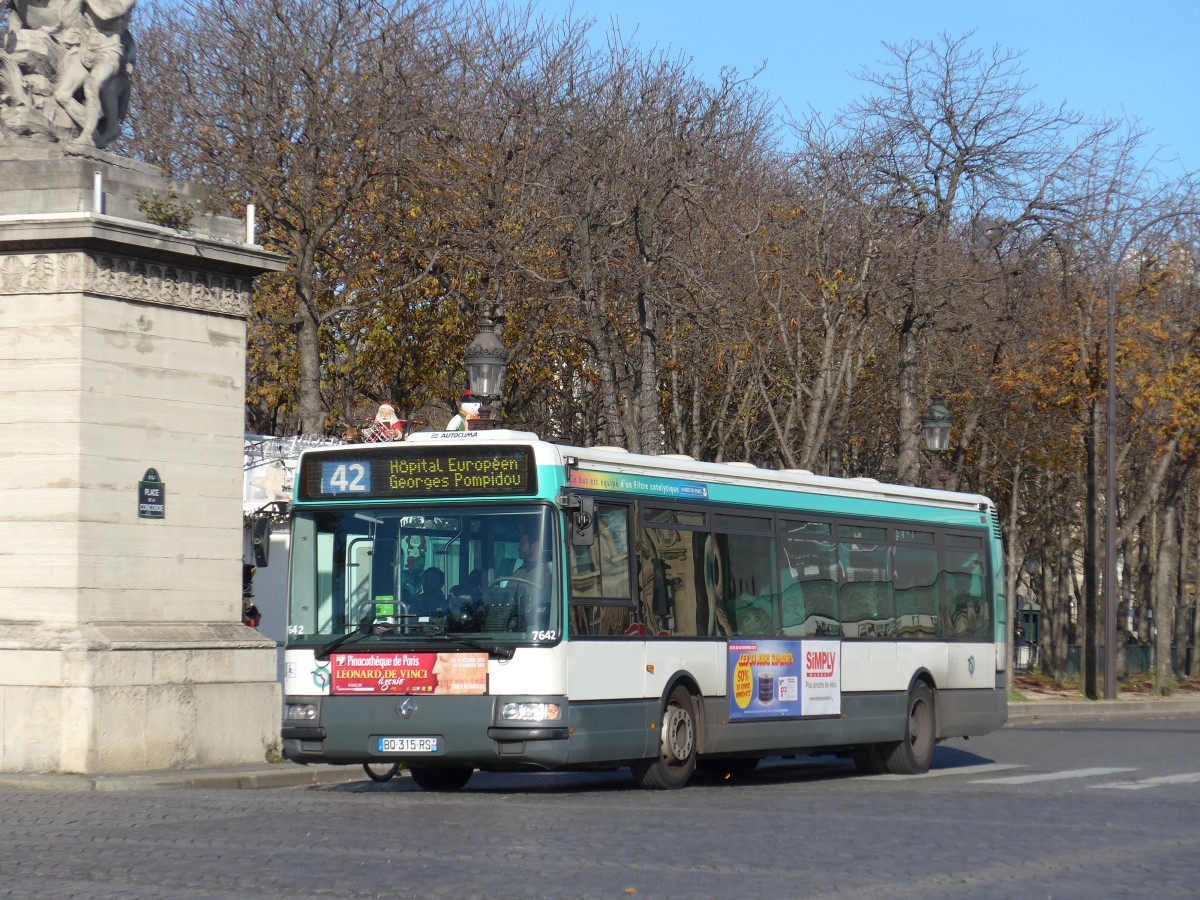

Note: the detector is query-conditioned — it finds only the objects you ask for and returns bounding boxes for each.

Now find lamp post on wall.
[921,394,953,490]
[463,314,509,430]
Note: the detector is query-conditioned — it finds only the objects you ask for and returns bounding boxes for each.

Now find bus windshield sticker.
[728,639,841,719]
[568,469,708,500]
[330,651,487,695]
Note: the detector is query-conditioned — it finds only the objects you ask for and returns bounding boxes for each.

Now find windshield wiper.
[317,619,515,661]
[315,621,373,660]
[419,627,516,660]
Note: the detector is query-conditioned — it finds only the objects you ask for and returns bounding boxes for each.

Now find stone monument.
[1,1,287,773]
[2,0,135,147]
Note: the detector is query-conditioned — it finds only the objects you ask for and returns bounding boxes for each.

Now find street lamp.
[921,394,952,489]
[463,315,508,429]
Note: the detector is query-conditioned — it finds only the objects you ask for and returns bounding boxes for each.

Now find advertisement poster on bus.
[727,639,841,719]
[799,639,842,716]
[330,651,487,695]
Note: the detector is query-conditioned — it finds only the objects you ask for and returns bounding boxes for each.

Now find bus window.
[569,504,631,601]
[893,544,939,638]
[569,504,635,637]
[639,527,718,636]
[943,534,988,638]
[713,531,777,636]
[839,527,894,638]
[287,505,559,641]
[780,520,838,637]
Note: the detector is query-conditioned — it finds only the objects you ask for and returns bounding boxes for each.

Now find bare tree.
[130,0,456,434]
[850,32,1102,484]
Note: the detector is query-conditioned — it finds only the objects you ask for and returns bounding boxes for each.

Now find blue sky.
[534,0,1198,173]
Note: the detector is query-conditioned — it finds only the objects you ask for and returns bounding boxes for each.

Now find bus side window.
[715,532,776,637]
[569,503,634,637]
[942,535,988,638]
[636,526,712,636]
[838,528,893,638]
[893,544,939,638]
[780,520,838,637]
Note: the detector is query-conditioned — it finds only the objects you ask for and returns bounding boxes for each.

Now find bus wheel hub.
[662,705,694,762]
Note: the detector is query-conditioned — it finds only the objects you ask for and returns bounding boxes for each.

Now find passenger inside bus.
[412,566,446,616]
[450,569,484,605]
[501,527,552,631]
[513,528,551,588]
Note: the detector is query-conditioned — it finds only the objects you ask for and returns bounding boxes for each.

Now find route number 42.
[323,462,369,494]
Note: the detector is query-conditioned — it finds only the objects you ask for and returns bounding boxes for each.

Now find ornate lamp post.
[463,315,508,429]
[921,394,952,489]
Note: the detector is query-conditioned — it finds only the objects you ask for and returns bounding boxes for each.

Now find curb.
[1006,696,1200,726]
[0,763,367,793]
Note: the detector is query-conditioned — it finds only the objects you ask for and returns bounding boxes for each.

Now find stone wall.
[0,149,286,774]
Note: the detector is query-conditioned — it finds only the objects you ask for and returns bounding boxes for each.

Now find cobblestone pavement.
[2,715,1198,899]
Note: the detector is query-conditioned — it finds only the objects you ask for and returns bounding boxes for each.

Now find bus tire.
[407,765,473,792]
[632,686,697,790]
[883,682,935,775]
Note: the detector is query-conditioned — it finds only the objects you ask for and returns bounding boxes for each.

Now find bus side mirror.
[252,519,271,567]
[565,495,595,546]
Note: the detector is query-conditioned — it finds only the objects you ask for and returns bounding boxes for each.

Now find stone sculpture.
[1,0,136,149]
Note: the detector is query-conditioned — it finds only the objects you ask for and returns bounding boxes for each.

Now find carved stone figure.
[1,0,136,148]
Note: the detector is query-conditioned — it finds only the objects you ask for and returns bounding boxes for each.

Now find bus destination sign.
[299,445,536,501]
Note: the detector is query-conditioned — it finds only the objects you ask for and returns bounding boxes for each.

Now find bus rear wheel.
[407,765,473,792]
[632,686,697,790]
[882,682,935,775]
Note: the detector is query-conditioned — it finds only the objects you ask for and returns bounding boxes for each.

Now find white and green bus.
[281,429,1007,790]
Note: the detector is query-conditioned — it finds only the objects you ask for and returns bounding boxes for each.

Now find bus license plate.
[377,737,438,753]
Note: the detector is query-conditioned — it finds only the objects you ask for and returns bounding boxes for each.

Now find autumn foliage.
[119,1,1200,688]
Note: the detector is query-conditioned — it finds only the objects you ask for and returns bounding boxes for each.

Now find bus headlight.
[286,703,318,721]
[500,702,562,722]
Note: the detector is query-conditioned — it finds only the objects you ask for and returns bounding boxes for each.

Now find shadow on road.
[313,745,1000,795]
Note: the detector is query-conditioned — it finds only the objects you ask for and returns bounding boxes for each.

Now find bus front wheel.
[882,682,935,775]
[632,686,697,790]
[407,765,473,792]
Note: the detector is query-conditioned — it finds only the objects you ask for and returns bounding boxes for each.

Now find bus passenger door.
[346,535,378,624]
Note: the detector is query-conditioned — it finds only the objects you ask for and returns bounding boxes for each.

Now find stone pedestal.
[0,146,286,773]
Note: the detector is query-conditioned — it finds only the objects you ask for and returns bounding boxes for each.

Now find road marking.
[1091,772,1200,791]
[971,766,1136,785]
[876,763,1025,780]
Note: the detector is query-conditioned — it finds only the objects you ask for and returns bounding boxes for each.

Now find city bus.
[280,429,1007,790]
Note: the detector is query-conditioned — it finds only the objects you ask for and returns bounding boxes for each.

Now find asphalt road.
[1,713,1197,898]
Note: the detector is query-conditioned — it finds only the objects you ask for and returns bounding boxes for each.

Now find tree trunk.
[1153,484,1180,695]
[1083,397,1100,699]
[1191,485,1200,677]
[895,305,921,485]
[1174,497,1190,677]
[292,234,325,434]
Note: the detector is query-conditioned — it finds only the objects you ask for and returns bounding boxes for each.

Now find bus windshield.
[287,504,559,646]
